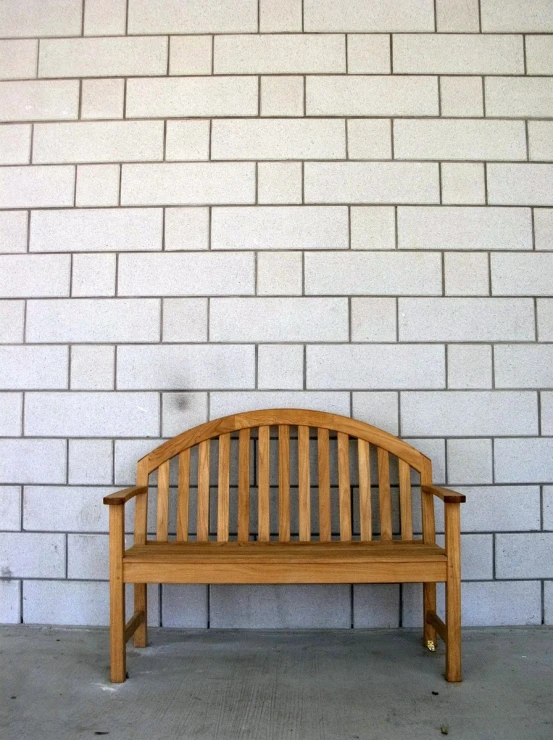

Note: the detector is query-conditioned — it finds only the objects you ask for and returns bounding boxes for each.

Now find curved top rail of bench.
[140,408,429,473]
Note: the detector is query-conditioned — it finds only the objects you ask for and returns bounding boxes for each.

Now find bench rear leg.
[423,582,437,651]
[445,502,462,682]
[134,583,148,648]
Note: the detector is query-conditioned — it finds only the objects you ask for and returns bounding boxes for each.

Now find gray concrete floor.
[0,626,551,740]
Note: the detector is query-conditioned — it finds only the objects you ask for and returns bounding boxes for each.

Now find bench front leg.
[134,584,147,648]
[109,505,126,683]
[445,501,462,682]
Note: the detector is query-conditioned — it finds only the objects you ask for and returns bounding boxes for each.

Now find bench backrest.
[133,409,434,545]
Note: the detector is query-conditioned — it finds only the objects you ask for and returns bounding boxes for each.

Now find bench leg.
[423,582,437,651]
[445,503,462,682]
[134,583,148,648]
[109,506,126,683]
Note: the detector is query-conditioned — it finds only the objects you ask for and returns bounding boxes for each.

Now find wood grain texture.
[399,459,413,541]
[377,448,392,542]
[176,449,190,542]
[358,438,371,542]
[257,425,270,542]
[109,504,126,683]
[197,440,210,542]
[317,427,331,543]
[445,502,462,682]
[156,460,170,543]
[217,433,230,543]
[337,432,352,542]
[238,428,250,543]
[298,425,311,542]
[278,425,290,543]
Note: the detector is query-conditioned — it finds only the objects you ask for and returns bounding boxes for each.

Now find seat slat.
[176,449,190,542]
[156,460,170,542]
[337,432,352,542]
[278,425,290,542]
[217,433,230,542]
[197,440,210,542]
[399,459,414,541]
[298,425,311,542]
[238,428,250,543]
[378,448,393,541]
[258,425,270,542]
[358,438,372,542]
[317,428,331,543]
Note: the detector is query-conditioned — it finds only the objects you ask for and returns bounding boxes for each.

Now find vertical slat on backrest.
[156,460,170,542]
[197,440,210,542]
[358,439,372,542]
[278,425,290,542]
[176,449,190,542]
[257,425,270,542]
[377,448,393,541]
[337,432,352,542]
[238,428,250,543]
[399,459,414,540]
[298,425,311,542]
[317,428,331,542]
[217,433,230,542]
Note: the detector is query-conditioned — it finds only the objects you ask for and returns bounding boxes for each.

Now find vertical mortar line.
[80,0,85,35]
[115,251,120,295]
[301,250,305,295]
[166,35,170,76]
[345,34,348,74]
[347,204,351,248]
[525,119,530,161]
[445,343,449,389]
[481,76,486,117]
[207,584,211,628]
[161,207,166,250]
[350,584,354,628]
[477,0,482,32]
[441,250,445,296]
[208,206,212,249]
[537,390,542,437]
[523,35,527,76]
[390,34,394,74]
[491,343,496,389]
[492,532,496,580]
[78,79,82,120]
[301,161,305,203]
[257,0,260,32]
[483,161,488,205]
[163,119,167,161]
[344,117,349,159]
[531,208,536,250]
[541,579,545,625]
[254,342,259,390]
[211,35,215,74]
[258,75,261,116]
[254,250,259,296]
[395,297,399,342]
[208,118,212,160]
[302,75,306,116]
[433,0,438,32]
[35,39,40,77]
[390,118,394,159]
[540,485,544,531]
[438,161,442,204]
[398,583,403,628]
[29,123,34,165]
[394,205,398,248]
[301,0,304,32]
[348,296,352,342]
[487,251,492,295]
[437,76,442,117]
[255,162,258,204]
[491,436,495,484]
[117,163,122,206]
[125,0,130,34]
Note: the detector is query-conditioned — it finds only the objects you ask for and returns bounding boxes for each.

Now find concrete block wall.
[0,0,552,629]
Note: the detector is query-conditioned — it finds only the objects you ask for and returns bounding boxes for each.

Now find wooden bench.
[104,409,465,683]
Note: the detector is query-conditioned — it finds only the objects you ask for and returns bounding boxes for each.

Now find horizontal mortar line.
[5,577,552,586]
[3,338,552,346]
[4,116,553,123]
[24,72,545,79]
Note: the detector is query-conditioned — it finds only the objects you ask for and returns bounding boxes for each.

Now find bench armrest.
[103,486,148,506]
[422,485,466,504]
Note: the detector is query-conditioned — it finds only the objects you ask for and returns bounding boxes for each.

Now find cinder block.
[161,585,208,627]
[307,345,445,390]
[394,34,523,74]
[304,162,439,204]
[304,0,435,32]
[170,36,212,75]
[0,166,74,208]
[1,0,82,38]
[463,582,542,626]
[440,76,484,117]
[126,77,258,118]
[481,0,553,32]
[25,392,160,437]
[165,208,209,251]
[491,253,553,294]
[541,392,553,436]
[545,582,553,625]
[347,35,390,74]
[351,207,395,250]
[258,345,304,390]
[526,36,553,75]
[68,440,113,485]
[117,345,255,390]
[535,210,553,251]
[485,78,553,118]
[121,163,256,205]
[538,299,553,339]
[81,79,124,120]
[212,206,348,251]
[210,585,351,627]
[401,391,538,437]
[304,252,442,295]
[76,165,120,207]
[444,254,489,296]
[447,439,492,485]
[26,298,160,343]
[457,485,541,532]
[0,487,21,530]
[441,163,486,205]
[0,580,20,624]
[0,439,66,484]
[72,253,115,297]
[212,119,345,160]
[351,298,397,342]
[33,121,164,164]
[24,485,110,531]
[165,121,210,161]
[407,438,446,485]
[497,534,553,579]
[68,534,113,580]
[447,345,492,389]
[347,119,391,160]
[258,163,302,205]
[39,37,167,78]
[0,211,27,253]
[0,346,68,390]
[210,392,350,418]
[398,207,532,251]
[306,76,439,116]
[0,124,31,164]
[0,532,65,578]
[528,122,553,161]
[161,393,208,437]
[353,585,400,627]
[114,438,164,485]
[0,254,70,298]
[118,252,254,296]
[163,299,208,342]
[0,80,78,121]
[453,534,493,580]
[495,438,553,483]
[495,346,553,388]
[70,345,115,390]
[259,0,301,31]
[128,0,258,34]
[257,252,302,296]
[394,119,526,161]
[0,393,22,436]
[260,76,304,117]
[436,0,480,31]
[0,40,37,80]
[84,0,127,35]
[215,34,345,74]
[352,392,399,435]
[544,487,553,530]
[0,301,24,343]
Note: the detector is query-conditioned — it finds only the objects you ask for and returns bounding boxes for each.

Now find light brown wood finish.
[217,434,230,543]
[197,440,210,542]
[156,460,170,542]
[298,425,311,542]
[109,504,126,682]
[176,449,190,542]
[377,448,392,541]
[398,459,413,541]
[337,432,352,542]
[278,425,290,542]
[420,455,438,649]
[357,439,372,542]
[238,428,250,543]
[317,428,331,543]
[257,425,270,542]
[445,502,462,682]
